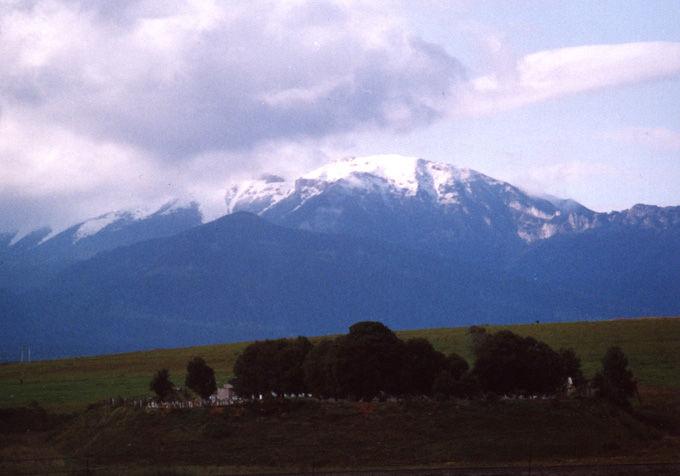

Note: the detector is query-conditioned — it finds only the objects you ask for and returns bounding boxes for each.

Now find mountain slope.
[225,155,680,316]
[508,225,680,317]
[0,200,203,292]
[11,213,601,359]
[227,155,602,262]
[226,155,680,256]
[3,155,679,360]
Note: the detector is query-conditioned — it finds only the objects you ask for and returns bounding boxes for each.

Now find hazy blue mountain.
[227,155,680,257]
[224,154,680,321]
[0,288,32,362]
[2,155,679,360]
[508,226,680,318]
[0,200,203,292]
[35,200,204,262]
[0,228,53,255]
[226,155,604,264]
[6,213,603,360]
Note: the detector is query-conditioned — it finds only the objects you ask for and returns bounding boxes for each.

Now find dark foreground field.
[2,397,680,475]
[1,317,679,475]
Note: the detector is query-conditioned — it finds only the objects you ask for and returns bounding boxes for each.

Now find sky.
[1,0,680,234]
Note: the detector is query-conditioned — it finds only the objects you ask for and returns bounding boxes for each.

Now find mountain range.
[1,155,679,360]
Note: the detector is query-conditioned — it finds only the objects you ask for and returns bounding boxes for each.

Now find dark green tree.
[234,322,481,401]
[233,337,313,398]
[275,336,313,395]
[451,372,481,398]
[150,368,174,402]
[334,321,405,399]
[472,330,565,395]
[432,369,480,399]
[559,347,586,388]
[432,370,456,398]
[401,338,447,396]
[303,338,341,398]
[233,340,268,397]
[444,351,470,380]
[593,346,636,410]
[185,357,216,400]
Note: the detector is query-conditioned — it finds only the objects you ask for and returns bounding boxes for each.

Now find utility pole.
[19,344,31,363]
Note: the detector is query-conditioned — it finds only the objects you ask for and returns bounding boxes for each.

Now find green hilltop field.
[1,317,680,475]
[1,317,679,413]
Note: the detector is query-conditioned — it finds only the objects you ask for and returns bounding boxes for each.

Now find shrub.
[593,346,636,410]
[472,330,573,395]
[185,357,216,399]
[150,368,174,402]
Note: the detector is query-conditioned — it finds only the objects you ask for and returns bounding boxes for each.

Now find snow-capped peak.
[223,155,496,218]
[72,199,199,242]
[73,212,124,241]
[155,198,198,217]
[303,155,424,193]
[225,175,293,214]
[301,154,482,203]
[222,154,607,245]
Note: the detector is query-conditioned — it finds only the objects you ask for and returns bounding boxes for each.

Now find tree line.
[231,321,637,409]
[232,321,477,401]
[150,356,217,401]
[150,321,638,410]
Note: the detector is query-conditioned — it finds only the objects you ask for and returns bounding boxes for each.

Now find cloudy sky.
[2,0,680,233]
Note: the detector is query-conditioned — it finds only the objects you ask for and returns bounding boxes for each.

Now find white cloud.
[598,127,680,152]
[523,161,618,185]
[1,2,678,232]
[0,0,464,231]
[0,108,177,233]
[459,42,680,115]
[0,0,463,156]
[509,160,632,211]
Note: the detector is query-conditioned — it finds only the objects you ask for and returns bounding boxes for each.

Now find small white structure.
[215,383,234,402]
[566,377,576,396]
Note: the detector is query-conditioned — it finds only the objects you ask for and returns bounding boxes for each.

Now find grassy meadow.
[1,316,679,413]
[1,316,680,475]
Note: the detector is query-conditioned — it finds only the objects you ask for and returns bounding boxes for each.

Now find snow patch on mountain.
[157,198,199,217]
[226,175,293,214]
[508,201,557,221]
[300,155,507,213]
[224,154,665,249]
[300,155,481,206]
[74,213,122,241]
[8,230,28,247]
[303,155,423,195]
[72,199,200,242]
[224,155,503,218]
[9,228,54,247]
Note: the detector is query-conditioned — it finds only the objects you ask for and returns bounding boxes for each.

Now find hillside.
[5,212,603,360]
[1,317,678,413]
[1,317,679,475]
[47,399,679,473]
[0,200,203,294]
[2,155,680,360]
